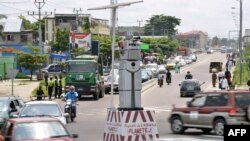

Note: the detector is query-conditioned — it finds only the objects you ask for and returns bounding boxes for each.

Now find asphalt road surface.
[57,52,228,141]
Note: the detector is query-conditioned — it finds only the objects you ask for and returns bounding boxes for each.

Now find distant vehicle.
[179,79,205,97]
[141,70,150,83]
[17,101,67,125]
[209,61,223,73]
[103,66,111,76]
[145,63,159,77]
[0,96,24,128]
[190,54,197,62]
[104,69,119,94]
[178,59,186,67]
[41,64,63,75]
[166,60,176,69]
[169,91,250,136]
[158,65,166,71]
[206,48,214,54]
[0,117,78,141]
[144,69,154,79]
[182,56,192,64]
[176,47,191,56]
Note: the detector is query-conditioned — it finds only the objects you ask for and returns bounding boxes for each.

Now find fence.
[0,56,16,80]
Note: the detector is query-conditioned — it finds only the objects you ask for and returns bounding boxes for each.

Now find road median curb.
[141,79,156,93]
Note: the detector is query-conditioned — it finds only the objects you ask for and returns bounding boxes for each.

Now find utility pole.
[137,19,143,36]
[239,0,243,84]
[28,0,52,54]
[73,8,82,32]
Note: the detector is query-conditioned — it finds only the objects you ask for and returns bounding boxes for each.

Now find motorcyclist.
[166,69,172,84]
[158,73,164,86]
[65,85,78,116]
[185,71,193,79]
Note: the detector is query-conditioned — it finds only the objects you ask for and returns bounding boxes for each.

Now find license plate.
[78,88,84,91]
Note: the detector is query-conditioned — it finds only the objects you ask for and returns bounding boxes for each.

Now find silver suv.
[168,91,250,136]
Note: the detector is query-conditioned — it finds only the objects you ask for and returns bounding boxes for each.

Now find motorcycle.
[64,99,76,122]
[166,77,171,85]
[158,78,163,87]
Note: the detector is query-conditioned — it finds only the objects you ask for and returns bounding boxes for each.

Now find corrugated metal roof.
[3,19,22,32]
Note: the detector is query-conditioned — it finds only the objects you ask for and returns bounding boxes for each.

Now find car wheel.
[93,90,99,100]
[213,119,225,136]
[201,128,212,134]
[171,116,185,134]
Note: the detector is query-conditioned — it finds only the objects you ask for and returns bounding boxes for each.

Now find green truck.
[64,54,105,100]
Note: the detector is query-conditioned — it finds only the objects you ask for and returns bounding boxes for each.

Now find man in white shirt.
[220,76,229,90]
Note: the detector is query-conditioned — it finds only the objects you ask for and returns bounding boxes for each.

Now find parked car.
[141,71,150,83]
[145,63,159,77]
[16,101,67,125]
[0,96,24,128]
[104,69,119,94]
[179,79,205,97]
[103,66,111,76]
[166,60,176,69]
[190,54,197,62]
[178,59,186,67]
[0,117,78,141]
[41,64,64,75]
[169,91,250,136]
[182,56,192,64]
[144,69,154,79]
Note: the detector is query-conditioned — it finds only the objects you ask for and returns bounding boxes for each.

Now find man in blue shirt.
[65,85,78,117]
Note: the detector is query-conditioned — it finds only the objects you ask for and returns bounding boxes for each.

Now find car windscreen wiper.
[50,135,69,138]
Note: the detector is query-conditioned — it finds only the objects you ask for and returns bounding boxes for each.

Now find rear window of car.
[182,81,198,88]
[235,94,250,107]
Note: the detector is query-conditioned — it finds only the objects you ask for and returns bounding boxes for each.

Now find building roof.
[3,19,22,32]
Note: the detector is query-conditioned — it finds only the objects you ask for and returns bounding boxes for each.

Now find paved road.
[57,52,228,141]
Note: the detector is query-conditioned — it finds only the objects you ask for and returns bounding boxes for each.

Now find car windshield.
[20,104,62,117]
[14,121,69,140]
[68,61,96,72]
[145,64,158,69]
[235,94,250,107]
[182,81,198,89]
[0,100,8,112]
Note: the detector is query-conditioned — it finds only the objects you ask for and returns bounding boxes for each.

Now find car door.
[54,65,62,73]
[198,94,229,126]
[182,95,207,125]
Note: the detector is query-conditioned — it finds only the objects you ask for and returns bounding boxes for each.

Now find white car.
[183,56,192,64]
[145,63,159,77]
[178,59,186,67]
[17,101,68,125]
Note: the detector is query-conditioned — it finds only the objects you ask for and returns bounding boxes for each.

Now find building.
[44,14,110,42]
[177,30,208,50]
[0,19,35,44]
[117,26,144,36]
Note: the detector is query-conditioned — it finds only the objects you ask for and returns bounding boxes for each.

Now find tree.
[81,17,96,33]
[18,45,47,80]
[19,15,37,30]
[211,36,220,47]
[50,28,70,52]
[144,14,181,36]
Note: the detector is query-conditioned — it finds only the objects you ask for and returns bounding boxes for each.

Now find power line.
[0,0,30,4]
[46,0,75,9]
[0,3,28,12]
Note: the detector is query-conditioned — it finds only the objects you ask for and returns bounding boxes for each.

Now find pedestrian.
[220,76,229,90]
[247,78,250,90]
[44,72,49,89]
[48,77,54,100]
[36,86,44,100]
[228,59,233,70]
[58,75,63,98]
[212,71,217,87]
[175,62,180,73]
[54,76,59,99]
[225,69,232,86]
[217,71,224,89]
[233,58,236,66]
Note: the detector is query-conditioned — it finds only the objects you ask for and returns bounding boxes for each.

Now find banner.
[69,33,91,52]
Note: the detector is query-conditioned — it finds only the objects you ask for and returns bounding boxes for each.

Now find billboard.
[69,33,91,52]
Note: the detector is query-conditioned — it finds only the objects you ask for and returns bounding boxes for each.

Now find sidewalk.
[0,78,40,101]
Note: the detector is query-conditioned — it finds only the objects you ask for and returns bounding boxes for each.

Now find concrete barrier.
[141,79,156,93]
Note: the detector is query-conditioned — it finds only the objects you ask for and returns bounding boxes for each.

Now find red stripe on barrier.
[149,134,153,139]
[114,112,117,122]
[135,135,139,141]
[141,135,146,140]
[106,133,110,141]
[140,111,147,122]
[110,112,114,122]
[107,111,111,121]
[146,111,154,122]
[120,135,125,141]
[116,134,119,141]
[118,112,121,122]
[125,111,131,123]
[132,111,139,123]
[128,135,132,141]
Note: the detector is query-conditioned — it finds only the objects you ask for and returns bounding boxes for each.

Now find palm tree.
[0,14,7,40]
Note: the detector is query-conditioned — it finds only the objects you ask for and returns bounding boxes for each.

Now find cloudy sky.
[1,0,249,38]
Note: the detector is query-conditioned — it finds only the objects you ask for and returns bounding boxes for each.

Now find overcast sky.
[1,0,250,38]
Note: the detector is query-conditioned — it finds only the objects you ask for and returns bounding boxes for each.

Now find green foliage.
[141,37,178,57]
[144,14,181,36]
[50,28,70,52]
[17,45,47,80]
[19,16,37,30]
[81,17,92,33]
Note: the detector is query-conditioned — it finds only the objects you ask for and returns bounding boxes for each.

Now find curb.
[141,79,156,93]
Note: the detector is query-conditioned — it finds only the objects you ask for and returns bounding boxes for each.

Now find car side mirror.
[71,134,78,138]
[179,84,181,86]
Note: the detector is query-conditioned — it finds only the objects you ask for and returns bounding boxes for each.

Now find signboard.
[104,110,159,141]
[7,69,18,79]
[140,43,149,50]
[69,33,92,52]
